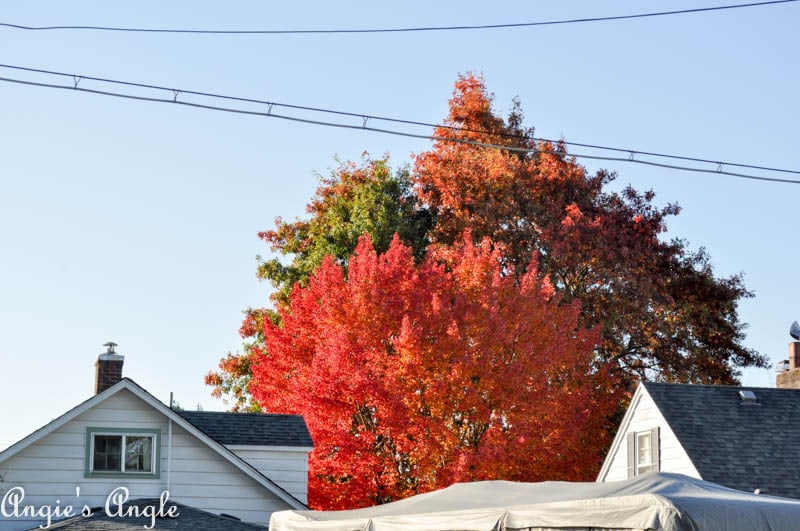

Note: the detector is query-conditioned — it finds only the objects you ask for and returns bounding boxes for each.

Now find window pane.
[108,437,121,454]
[108,452,121,471]
[125,436,153,472]
[95,437,107,453]
[637,432,652,467]
[93,435,123,471]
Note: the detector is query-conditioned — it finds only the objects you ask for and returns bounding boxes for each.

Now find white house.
[597,380,800,499]
[0,344,313,530]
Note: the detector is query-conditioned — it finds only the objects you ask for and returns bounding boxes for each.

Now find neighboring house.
[0,344,313,531]
[597,380,800,498]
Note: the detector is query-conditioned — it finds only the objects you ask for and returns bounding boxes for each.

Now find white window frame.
[627,427,659,478]
[85,427,161,478]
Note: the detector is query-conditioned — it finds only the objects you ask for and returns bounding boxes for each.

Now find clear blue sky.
[2,1,798,451]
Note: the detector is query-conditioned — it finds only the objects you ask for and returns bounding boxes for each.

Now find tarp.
[269,472,800,531]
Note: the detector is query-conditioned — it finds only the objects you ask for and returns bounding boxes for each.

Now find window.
[85,428,160,478]
[627,427,659,478]
[636,432,652,470]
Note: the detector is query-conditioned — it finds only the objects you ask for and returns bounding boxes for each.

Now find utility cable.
[1,63,796,178]
[1,68,798,185]
[0,0,796,35]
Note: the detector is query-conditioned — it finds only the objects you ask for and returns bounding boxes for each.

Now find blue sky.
[1,1,798,451]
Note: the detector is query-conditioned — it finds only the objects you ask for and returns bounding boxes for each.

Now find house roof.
[42,499,267,530]
[178,411,312,448]
[642,381,800,499]
[0,378,308,510]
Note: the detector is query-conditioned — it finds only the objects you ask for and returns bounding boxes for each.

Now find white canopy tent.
[270,472,800,530]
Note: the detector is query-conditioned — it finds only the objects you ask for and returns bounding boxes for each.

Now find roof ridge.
[642,381,791,391]
[179,410,305,417]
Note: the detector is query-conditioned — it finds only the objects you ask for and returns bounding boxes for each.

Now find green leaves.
[258,156,431,306]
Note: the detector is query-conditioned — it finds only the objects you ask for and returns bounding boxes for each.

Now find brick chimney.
[776,342,800,389]
[95,342,124,394]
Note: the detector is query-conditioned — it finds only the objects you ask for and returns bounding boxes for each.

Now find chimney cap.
[103,341,118,354]
[99,341,123,361]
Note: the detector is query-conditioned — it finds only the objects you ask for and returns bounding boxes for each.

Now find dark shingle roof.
[178,410,313,447]
[41,499,267,530]
[644,382,800,499]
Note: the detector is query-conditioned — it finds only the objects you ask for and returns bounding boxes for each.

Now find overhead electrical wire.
[1,64,798,185]
[0,0,797,35]
[2,63,796,179]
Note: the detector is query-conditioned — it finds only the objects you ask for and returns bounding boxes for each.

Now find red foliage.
[209,73,764,511]
[413,73,762,384]
[250,234,619,509]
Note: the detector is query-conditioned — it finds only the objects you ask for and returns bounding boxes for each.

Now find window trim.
[84,427,161,479]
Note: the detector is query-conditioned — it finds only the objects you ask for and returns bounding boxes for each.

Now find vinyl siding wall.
[0,389,294,530]
[228,446,310,504]
[599,387,700,482]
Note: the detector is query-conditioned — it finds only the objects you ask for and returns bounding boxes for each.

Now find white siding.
[0,389,294,530]
[228,446,310,504]
[599,386,700,482]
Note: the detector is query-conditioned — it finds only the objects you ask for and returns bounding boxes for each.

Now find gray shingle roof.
[40,499,267,530]
[178,410,313,447]
[644,382,800,498]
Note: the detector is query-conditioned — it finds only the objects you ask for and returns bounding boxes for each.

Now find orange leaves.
[208,71,764,511]
[248,233,617,509]
[413,73,764,385]
[562,203,584,228]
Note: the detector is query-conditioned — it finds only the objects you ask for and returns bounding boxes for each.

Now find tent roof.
[270,473,800,531]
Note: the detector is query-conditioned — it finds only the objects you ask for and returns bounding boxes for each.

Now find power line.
[1,0,797,35]
[1,65,798,185]
[1,63,796,179]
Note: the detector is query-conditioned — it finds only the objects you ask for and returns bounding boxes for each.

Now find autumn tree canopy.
[251,234,617,508]
[414,74,765,384]
[207,73,767,507]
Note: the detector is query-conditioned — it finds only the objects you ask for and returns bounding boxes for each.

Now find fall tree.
[250,234,618,508]
[207,73,768,504]
[209,74,765,411]
[414,73,766,384]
